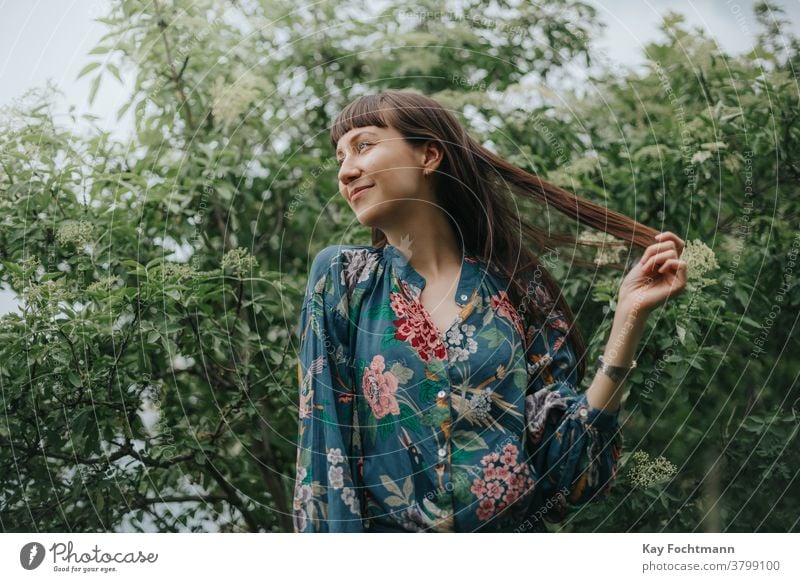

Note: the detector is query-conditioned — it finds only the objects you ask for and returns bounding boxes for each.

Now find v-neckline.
[382,242,475,302]
[381,242,474,345]
[420,262,465,343]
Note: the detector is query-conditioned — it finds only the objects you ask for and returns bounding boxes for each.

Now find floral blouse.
[292,242,623,533]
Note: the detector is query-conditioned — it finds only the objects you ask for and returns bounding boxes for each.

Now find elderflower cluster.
[578,229,626,266]
[56,220,93,247]
[682,239,720,288]
[628,450,677,488]
[23,279,72,315]
[87,275,120,294]
[221,247,257,277]
[159,262,195,281]
[210,69,263,128]
[690,141,728,164]
[7,256,41,289]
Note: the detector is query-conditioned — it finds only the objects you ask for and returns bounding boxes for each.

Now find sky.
[1,0,799,318]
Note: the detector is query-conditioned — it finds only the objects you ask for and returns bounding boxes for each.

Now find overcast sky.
[1,0,799,315]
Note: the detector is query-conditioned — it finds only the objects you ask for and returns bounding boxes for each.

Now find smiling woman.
[292,89,687,533]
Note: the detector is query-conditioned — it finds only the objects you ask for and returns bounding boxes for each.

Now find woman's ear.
[421,140,444,175]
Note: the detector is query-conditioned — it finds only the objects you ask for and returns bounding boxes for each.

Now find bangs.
[329,94,394,149]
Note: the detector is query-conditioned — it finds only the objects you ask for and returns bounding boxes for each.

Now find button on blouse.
[293,243,623,533]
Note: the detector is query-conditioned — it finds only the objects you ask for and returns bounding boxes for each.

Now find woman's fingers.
[642,248,679,272]
[654,231,685,256]
[657,259,688,291]
[658,258,687,275]
[639,239,678,266]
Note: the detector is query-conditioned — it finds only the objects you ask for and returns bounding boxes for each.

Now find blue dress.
[292,243,623,532]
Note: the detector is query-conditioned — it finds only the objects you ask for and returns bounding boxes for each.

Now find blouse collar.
[381,242,483,307]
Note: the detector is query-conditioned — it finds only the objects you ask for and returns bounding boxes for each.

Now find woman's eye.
[336,142,372,166]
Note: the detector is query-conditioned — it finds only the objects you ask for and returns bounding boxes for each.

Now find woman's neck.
[382,213,462,280]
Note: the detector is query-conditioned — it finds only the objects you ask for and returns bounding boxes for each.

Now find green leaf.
[451,468,473,505]
[380,325,400,348]
[675,323,686,345]
[418,379,441,402]
[451,430,489,452]
[420,406,449,427]
[478,327,504,348]
[116,100,132,122]
[77,62,101,79]
[377,413,397,439]
[399,403,420,432]
[88,74,102,106]
[106,62,122,83]
[68,371,82,388]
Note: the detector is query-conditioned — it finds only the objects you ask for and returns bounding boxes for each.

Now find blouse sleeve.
[523,310,623,523]
[292,246,363,532]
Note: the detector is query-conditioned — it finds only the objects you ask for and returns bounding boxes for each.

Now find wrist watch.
[596,354,637,382]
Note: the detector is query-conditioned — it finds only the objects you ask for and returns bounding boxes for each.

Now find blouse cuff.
[575,392,621,432]
[525,384,621,446]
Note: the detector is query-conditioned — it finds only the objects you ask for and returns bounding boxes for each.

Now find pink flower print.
[471,442,536,521]
[495,465,511,482]
[389,288,446,362]
[476,497,496,521]
[389,291,411,318]
[369,354,387,373]
[549,316,570,333]
[503,489,520,505]
[486,480,504,500]
[362,355,401,419]
[470,480,487,497]
[490,290,526,340]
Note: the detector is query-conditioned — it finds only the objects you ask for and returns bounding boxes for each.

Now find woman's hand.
[617,231,688,318]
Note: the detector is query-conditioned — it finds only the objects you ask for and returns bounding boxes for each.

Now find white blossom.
[210,69,263,128]
[628,450,677,488]
[341,487,360,514]
[328,465,344,489]
[326,447,344,465]
[56,220,93,247]
[682,239,719,288]
[578,229,626,266]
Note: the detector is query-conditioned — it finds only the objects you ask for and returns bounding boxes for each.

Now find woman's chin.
[352,201,388,227]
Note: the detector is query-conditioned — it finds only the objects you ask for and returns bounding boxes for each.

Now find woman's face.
[335,124,438,228]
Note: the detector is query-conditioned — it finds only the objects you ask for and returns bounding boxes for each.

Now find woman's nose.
[338,157,362,184]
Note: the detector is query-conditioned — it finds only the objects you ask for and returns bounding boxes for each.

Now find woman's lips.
[351,185,373,202]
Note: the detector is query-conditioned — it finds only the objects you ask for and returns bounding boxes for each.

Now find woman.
[292,89,687,533]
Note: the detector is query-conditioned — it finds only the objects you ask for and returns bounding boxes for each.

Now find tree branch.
[153,0,195,131]
[204,460,262,532]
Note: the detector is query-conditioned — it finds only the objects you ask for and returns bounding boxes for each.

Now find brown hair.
[330,89,659,383]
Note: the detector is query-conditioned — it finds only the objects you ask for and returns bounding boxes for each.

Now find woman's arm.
[293,246,364,533]
[586,305,648,413]
[586,230,688,413]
